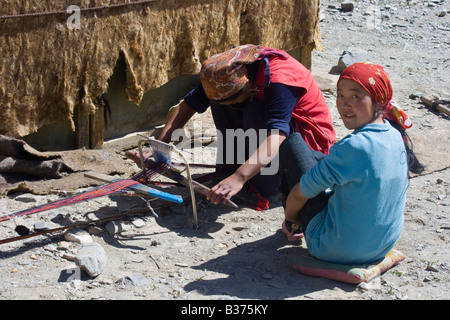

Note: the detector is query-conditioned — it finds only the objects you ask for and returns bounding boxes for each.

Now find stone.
[75,242,107,278]
[116,273,150,287]
[34,221,54,231]
[14,195,37,203]
[131,218,146,228]
[105,221,130,235]
[338,47,369,71]
[87,225,103,235]
[64,228,93,244]
[341,3,355,12]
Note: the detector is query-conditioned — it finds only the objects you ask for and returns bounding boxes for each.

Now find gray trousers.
[279,132,332,231]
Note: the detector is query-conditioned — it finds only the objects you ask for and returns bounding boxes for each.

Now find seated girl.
[282,62,424,264]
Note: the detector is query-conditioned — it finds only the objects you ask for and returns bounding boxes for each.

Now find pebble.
[75,242,107,278]
[87,225,103,235]
[57,241,72,250]
[34,221,54,231]
[426,264,439,272]
[357,282,371,291]
[341,3,355,12]
[131,218,145,228]
[44,244,57,252]
[14,195,37,203]
[64,228,93,244]
[105,221,131,235]
[175,262,189,267]
[116,273,150,287]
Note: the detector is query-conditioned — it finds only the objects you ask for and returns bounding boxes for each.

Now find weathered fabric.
[0,0,322,138]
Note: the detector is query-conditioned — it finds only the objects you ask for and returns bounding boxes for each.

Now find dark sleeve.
[264,83,305,135]
[183,84,211,113]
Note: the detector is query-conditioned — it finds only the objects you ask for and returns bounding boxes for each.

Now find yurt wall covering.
[0,0,322,150]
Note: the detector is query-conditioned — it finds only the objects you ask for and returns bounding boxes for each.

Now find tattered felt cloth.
[289,249,405,284]
[0,157,72,179]
[0,134,60,160]
[0,0,322,139]
[0,135,134,196]
[0,134,72,179]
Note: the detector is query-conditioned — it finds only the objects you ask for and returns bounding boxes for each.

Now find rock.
[64,228,93,244]
[175,262,189,267]
[338,47,369,71]
[357,282,371,291]
[14,195,37,203]
[87,225,103,235]
[131,218,145,228]
[14,225,30,236]
[105,221,130,235]
[34,221,54,231]
[75,242,107,278]
[341,2,355,12]
[57,241,72,250]
[426,264,439,272]
[116,273,150,287]
[44,244,57,252]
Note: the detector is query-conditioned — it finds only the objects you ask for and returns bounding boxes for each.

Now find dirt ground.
[0,0,449,305]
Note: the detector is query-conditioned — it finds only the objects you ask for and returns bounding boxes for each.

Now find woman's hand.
[207,173,246,205]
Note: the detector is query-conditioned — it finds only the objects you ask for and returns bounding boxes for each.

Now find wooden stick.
[420,95,450,116]
[0,206,157,245]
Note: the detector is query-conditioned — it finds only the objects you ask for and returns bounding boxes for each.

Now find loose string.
[0,179,138,222]
[132,161,168,184]
[0,0,158,20]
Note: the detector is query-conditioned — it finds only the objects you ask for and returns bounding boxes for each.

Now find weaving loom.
[0,136,239,243]
[0,137,185,226]
[137,136,199,229]
[0,173,183,223]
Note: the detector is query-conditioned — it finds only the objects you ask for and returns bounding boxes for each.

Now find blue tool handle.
[145,188,183,203]
[130,183,183,203]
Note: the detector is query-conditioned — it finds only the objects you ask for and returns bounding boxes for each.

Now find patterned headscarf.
[338,62,412,129]
[200,45,263,102]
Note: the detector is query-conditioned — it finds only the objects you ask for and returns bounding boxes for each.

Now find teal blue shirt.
[300,121,408,264]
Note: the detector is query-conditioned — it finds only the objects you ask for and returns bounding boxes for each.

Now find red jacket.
[254,49,335,154]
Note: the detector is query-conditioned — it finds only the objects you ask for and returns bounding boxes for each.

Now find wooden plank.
[75,105,90,149]
[89,103,104,149]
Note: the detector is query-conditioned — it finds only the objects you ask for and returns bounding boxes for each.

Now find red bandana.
[338,62,412,129]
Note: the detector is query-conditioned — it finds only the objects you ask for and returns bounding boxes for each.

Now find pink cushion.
[289,249,405,284]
